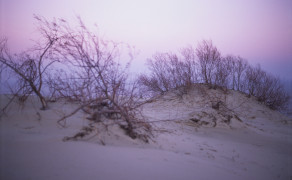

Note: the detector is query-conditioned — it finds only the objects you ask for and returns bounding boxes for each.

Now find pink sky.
[1,0,292,79]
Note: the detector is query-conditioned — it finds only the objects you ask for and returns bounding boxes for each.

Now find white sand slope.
[1,85,292,180]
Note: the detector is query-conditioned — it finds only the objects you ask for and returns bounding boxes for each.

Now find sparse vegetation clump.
[138,40,290,111]
[0,16,153,142]
[138,46,197,97]
[0,16,289,143]
[0,23,61,110]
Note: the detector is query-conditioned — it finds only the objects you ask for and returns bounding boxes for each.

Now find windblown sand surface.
[1,85,292,180]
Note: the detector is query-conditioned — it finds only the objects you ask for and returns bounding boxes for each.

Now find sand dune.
[1,85,291,180]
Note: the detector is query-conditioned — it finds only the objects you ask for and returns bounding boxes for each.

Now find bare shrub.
[213,57,231,88]
[140,39,290,111]
[44,16,152,142]
[245,64,265,97]
[0,17,61,110]
[224,55,248,91]
[139,53,173,95]
[233,56,248,91]
[256,73,290,110]
[138,46,197,96]
[244,64,290,110]
[196,40,221,85]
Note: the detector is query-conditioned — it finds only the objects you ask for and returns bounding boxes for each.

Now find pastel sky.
[1,0,292,79]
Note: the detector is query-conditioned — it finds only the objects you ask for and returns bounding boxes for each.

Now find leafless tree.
[0,17,61,110]
[233,56,248,91]
[140,53,173,95]
[42,17,152,142]
[138,46,197,96]
[245,64,265,97]
[213,57,231,88]
[224,55,236,90]
[196,40,221,85]
[255,72,289,110]
[223,55,248,91]
[180,45,198,85]
[140,39,289,111]
[244,64,289,110]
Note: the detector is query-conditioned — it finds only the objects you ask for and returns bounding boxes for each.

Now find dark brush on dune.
[0,16,290,142]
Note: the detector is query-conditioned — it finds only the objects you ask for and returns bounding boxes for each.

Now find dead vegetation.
[138,40,290,111]
[1,16,153,143]
[184,85,243,128]
[0,16,290,143]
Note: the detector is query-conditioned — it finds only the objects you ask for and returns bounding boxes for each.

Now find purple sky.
[1,0,292,79]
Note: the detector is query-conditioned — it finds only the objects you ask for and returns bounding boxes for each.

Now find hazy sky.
[1,0,292,79]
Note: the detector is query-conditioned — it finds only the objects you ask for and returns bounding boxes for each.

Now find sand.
[1,86,292,180]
